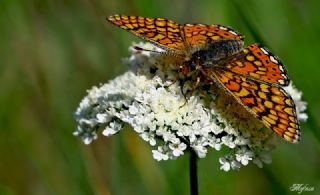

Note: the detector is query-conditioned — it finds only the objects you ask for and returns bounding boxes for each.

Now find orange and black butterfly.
[107,15,300,143]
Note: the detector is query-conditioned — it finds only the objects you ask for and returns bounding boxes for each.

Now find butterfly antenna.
[132,46,165,54]
[133,46,185,60]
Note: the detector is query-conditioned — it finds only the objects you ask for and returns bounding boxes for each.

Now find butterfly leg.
[179,76,202,107]
[191,76,201,96]
[179,89,189,108]
[167,77,178,87]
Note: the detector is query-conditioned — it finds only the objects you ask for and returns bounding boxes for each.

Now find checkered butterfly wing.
[182,24,244,50]
[108,15,185,54]
[224,44,290,86]
[108,15,245,55]
[207,68,300,143]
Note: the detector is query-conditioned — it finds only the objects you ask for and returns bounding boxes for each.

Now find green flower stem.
[190,150,198,195]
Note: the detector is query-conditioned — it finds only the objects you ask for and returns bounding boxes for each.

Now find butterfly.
[107,15,300,143]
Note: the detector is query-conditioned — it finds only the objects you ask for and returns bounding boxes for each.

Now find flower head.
[74,42,307,171]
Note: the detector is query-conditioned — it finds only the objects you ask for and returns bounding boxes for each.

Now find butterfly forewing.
[207,68,300,143]
[183,24,244,51]
[224,44,289,86]
[108,15,185,53]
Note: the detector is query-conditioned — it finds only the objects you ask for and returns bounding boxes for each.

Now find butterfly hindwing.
[207,68,300,143]
[224,44,290,86]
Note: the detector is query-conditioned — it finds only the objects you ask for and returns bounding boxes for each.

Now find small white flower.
[161,131,178,143]
[102,121,122,136]
[74,42,308,171]
[221,135,236,149]
[219,157,231,171]
[128,102,139,115]
[192,145,208,158]
[152,146,169,161]
[213,143,222,151]
[96,113,110,123]
[169,142,187,157]
[141,131,156,146]
[235,148,254,166]
[230,160,241,170]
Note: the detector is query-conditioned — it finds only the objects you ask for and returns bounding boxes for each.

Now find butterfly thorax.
[186,40,243,70]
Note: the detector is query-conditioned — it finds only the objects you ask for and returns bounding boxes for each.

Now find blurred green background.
[1,0,320,194]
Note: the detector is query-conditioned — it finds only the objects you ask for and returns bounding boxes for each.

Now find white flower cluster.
[74,42,307,171]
